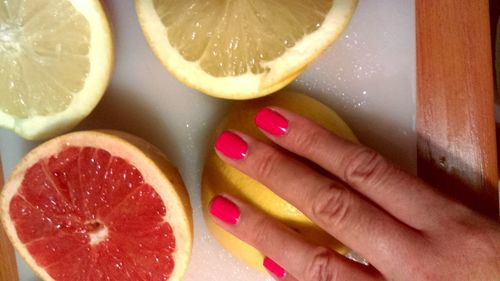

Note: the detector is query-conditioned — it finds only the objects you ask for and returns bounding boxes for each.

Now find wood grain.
[0,157,19,280]
[416,0,499,217]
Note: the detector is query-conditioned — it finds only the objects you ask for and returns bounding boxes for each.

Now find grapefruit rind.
[135,0,358,100]
[202,91,358,271]
[0,130,192,281]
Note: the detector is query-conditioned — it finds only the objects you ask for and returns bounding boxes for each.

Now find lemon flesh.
[202,90,358,272]
[136,0,358,99]
[0,0,113,140]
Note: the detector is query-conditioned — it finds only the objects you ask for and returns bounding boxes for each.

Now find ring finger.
[209,195,383,281]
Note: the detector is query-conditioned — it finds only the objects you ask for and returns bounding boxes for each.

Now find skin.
[210,107,500,281]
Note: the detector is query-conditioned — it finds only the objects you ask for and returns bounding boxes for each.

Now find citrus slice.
[0,0,113,140]
[135,0,358,100]
[1,130,192,281]
[202,90,358,271]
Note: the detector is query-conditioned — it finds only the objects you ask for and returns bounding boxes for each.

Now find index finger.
[255,107,466,230]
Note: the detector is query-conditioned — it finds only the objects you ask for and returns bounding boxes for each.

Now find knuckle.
[456,221,498,252]
[343,147,393,187]
[254,149,281,179]
[311,185,352,228]
[305,247,339,281]
[249,215,274,247]
[292,126,324,155]
[434,203,475,229]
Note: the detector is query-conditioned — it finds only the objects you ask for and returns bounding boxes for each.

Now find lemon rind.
[0,0,114,140]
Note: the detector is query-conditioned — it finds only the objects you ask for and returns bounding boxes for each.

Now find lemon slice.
[136,0,358,100]
[0,0,113,140]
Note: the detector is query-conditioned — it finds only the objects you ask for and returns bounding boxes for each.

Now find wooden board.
[416,0,499,217]
[0,157,19,281]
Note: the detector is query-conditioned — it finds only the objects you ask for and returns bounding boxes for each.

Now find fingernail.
[255,108,288,137]
[209,196,240,225]
[215,131,248,160]
[263,257,286,279]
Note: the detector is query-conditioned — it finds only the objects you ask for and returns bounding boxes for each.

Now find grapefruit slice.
[0,130,192,281]
[202,90,358,271]
[135,0,358,100]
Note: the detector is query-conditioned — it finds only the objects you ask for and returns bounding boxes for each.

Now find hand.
[208,107,500,281]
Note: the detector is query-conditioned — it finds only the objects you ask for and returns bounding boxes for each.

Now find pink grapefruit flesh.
[9,146,177,281]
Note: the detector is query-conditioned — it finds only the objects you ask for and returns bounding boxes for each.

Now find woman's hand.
[208,107,500,281]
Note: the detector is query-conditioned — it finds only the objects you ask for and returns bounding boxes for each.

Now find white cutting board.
[0,1,416,280]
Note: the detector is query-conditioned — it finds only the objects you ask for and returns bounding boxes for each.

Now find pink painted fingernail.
[263,257,286,279]
[215,131,248,160]
[255,108,288,137]
[209,196,240,225]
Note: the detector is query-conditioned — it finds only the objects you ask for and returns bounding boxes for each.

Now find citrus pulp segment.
[1,130,192,281]
[136,0,358,99]
[0,0,113,140]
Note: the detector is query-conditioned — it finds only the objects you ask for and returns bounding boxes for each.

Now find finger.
[254,107,466,229]
[208,195,383,281]
[263,257,299,281]
[214,131,420,272]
